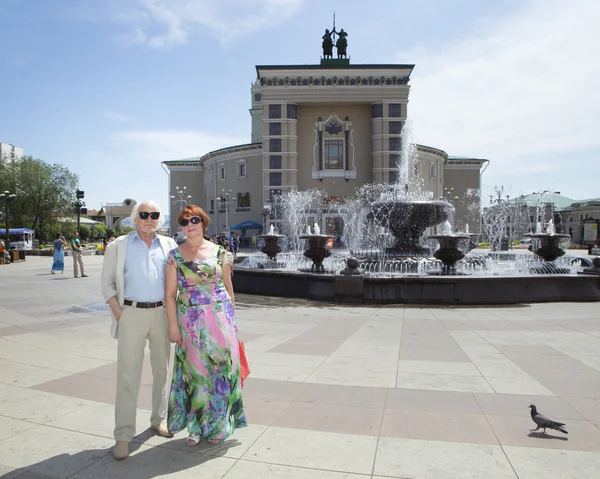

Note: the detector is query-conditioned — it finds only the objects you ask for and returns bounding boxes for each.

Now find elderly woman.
[165,204,247,446]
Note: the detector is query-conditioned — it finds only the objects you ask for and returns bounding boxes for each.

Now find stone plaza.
[1,256,600,478]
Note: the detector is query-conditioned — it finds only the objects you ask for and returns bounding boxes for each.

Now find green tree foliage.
[0,154,79,241]
[91,224,107,241]
[78,224,91,242]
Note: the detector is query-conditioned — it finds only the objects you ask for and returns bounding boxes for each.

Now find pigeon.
[529,404,568,434]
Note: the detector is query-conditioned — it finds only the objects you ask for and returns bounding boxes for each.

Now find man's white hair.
[130,200,165,227]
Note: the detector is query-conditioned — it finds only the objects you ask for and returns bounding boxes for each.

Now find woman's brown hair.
[177,204,211,227]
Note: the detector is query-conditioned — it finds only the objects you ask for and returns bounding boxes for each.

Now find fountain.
[298,223,334,273]
[530,219,570,262]
[371,198,453,256]
[428,221,470,275]
[257,224,286,262]
[231,122,599,304]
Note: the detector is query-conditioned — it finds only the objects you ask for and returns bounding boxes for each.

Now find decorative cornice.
[259,75,409,87]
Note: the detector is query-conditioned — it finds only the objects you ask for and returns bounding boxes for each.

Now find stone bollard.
[335,257,364,303]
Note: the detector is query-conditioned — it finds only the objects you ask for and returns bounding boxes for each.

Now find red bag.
[239,340,250,387]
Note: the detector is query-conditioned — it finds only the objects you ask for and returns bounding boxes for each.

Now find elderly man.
[101,200,177,460]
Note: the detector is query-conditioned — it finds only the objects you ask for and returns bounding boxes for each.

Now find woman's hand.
[169,327,182,344]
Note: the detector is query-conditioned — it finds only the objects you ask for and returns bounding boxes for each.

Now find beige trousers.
[72,250,85,277]
[114,305,172,442]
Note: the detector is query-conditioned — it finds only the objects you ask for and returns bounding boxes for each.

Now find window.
[269,138,281,152]
[389,121,402,134]
[287,104,297,119]
[269,122,281,135]
[389,171,399,183]
[269,155,282,169]
[219,164,226,181]
[237,192,251,208]
[429,162,436,179]
[270,172,282,186]
[372,104,383,118]
[269,104,281,119]
[210,199,214,213]
[239,163,246,178]
[324,139,344,169]
[389,104,402,117]
[389,137,401,151]
[389,154,400,168]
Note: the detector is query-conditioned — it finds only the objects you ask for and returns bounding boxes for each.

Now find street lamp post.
[0,190,17,250]
[170,186,192,208]
[219,189,232,234]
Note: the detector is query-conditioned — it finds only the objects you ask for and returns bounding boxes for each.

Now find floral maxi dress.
[167,245,247,440]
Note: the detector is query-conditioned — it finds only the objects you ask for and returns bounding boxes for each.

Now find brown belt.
[124,300,164,309]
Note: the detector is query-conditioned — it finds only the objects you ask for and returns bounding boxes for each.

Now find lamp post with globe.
[0,190,17,250]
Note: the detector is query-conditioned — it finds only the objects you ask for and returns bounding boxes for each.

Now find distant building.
[558,198,600,245]
[0,143,24,162]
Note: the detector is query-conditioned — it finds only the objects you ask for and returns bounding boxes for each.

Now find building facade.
[0,143,24,162]
[164,59,488,239]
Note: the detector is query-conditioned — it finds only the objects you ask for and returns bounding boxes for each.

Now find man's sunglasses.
[179,216,202,227]
[139,211,160,220]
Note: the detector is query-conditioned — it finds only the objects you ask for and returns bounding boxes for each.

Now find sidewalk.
[1,256,599,478]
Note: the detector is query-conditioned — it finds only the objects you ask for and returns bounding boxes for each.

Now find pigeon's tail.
[549,421,568,434]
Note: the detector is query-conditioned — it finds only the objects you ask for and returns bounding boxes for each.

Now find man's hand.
[111,304,123,322]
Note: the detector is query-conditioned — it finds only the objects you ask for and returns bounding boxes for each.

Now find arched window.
[237,193,243,207]
[244,193,251,208]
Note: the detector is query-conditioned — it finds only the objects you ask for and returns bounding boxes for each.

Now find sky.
[1,0,599,214]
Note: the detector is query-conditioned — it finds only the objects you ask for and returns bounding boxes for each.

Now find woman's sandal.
[208,438,221,445]
[186,434,201,447]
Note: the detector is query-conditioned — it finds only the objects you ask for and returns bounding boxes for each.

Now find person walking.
[70,232,87,278]
[165,204,247,446]
[51,234,66,274]
[100,200,178,460]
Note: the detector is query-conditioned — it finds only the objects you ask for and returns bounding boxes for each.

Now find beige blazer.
[100,232,178,339]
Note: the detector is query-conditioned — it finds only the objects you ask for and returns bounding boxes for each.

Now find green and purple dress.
[166,245,247,440]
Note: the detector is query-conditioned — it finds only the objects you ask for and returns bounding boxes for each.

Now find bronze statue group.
[322,27,349,59]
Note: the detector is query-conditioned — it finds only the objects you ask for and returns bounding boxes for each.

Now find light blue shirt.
[124,232,166,303]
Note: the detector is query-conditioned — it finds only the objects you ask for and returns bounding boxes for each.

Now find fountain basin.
[299,234,334,273]
[257,233,286,261]
[371,200,453,255]
[530,233,571,262]
[429,233,471,275]
[232,268,600,305]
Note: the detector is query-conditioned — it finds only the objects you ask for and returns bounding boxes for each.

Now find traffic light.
[76,189,85,199]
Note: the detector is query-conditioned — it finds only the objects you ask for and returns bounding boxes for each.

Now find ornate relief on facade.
[312,110,356,180]
[259,76,409,87]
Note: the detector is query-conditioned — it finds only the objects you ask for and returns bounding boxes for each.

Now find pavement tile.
[385,388,482,414]
[273,402,383,436]
[72,443,236,479]
[380,408,498,444]
[504,445,600,479]
[223,461,369,478]
[242,426,377,475]
[0,425,113,478]
[487,415,600,452]
[294,383,387,408]
[374,437,517,478]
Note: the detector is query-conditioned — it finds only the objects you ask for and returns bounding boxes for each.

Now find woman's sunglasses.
[179,216,202,227]
[139,211,160,220]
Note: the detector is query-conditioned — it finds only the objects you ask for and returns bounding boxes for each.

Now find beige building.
[164,60,488,239]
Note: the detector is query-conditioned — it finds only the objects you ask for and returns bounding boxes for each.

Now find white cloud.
[117,0,307,49]
[401,0,600,174]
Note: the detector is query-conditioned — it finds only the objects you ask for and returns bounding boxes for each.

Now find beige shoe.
[112,441,129,460]
[152,423,174,438]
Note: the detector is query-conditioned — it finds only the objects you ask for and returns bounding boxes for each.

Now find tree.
[91,224,107,241]
[78,224,91,242]
[0,155,79,241]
